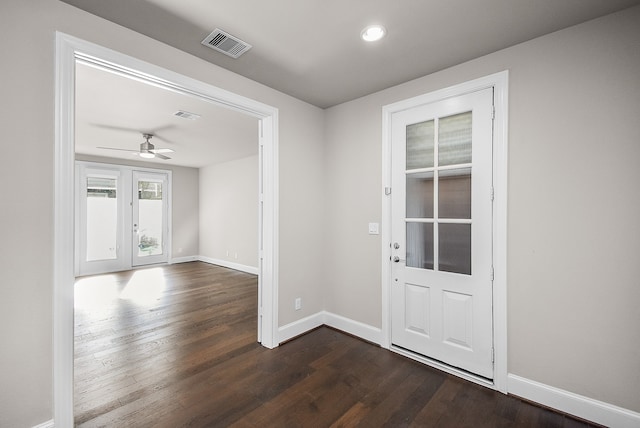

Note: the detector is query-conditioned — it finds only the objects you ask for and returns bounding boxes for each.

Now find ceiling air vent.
[174,110,201,120]
[201,28,252,59]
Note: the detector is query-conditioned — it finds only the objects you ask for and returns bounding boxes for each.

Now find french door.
[76,163,169,276]
[132,170,168,267]
[390,88,494,379]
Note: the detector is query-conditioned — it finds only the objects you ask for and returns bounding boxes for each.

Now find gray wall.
[1,0,639,425]
[199,155,259,269]
[0,0,325,426]
[323,5,640,413]
[75,154,200,259]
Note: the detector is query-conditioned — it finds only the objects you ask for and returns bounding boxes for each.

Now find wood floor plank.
[75,262,601,427]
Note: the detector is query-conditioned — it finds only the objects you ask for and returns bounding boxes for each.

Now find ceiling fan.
[97,133,174,160]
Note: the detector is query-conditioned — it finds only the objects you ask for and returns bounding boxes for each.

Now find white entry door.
[132,170,169,267]
[390,88,494,379]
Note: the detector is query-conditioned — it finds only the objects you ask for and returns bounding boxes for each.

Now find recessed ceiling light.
[361,25,386,42]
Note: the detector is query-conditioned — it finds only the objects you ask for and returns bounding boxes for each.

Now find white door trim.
[54,32,279,427]
[381,71,508,392]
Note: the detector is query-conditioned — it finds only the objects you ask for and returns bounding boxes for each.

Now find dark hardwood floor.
[75,262,598,427]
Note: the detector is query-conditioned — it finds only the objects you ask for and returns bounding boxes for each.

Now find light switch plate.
[368,222,379,235]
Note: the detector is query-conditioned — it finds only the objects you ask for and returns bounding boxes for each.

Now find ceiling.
[69,0,640,168]
[75,62,258,168]
[62,0,640,108]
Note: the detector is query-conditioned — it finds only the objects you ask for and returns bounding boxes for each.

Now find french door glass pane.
[407,120,435,169]
[137,180,163,257]
[438,223,471,275]
[407,222,434,270]
[439,112,472,166]
[438,168,471,219]
[86,177,117,261]
[406,171,434,218]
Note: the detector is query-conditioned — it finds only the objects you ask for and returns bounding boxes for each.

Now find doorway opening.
[54,33,279,426]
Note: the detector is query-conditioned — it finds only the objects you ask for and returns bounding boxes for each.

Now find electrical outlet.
[295,298,302,311]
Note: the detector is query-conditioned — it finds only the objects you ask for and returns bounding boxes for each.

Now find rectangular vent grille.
[174,110,201,120]
[201,29,252,59]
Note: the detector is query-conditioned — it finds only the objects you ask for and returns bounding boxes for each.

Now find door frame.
[381,71,509,392]
[54,33,279,426]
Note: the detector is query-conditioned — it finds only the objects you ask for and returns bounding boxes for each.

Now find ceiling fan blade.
[91,124,180,147]
[91,123,175,134]
[97,146,138,152]
[154,153,171,160]
[150,148,174,154]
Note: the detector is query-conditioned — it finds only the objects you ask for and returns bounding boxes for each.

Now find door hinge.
[492,105,495,120]
[491,347,495,363]
[490,266,494,281]
[385,187,392,195]
[490,186,494,201]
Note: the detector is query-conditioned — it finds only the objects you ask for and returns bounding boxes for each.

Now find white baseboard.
[508,374,640,428]
[278,312,325,343]
[197,256,259,275]
[323,311,383,345]
[32,420,54,428]
[170,255,198,264]
[278,311,382,346]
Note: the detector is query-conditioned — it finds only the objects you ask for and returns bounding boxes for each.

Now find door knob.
[393,256,400,263]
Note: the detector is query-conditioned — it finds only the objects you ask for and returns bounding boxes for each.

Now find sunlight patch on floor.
[119,268,166,306]
[75,274,120,311]
[75,268,167,310]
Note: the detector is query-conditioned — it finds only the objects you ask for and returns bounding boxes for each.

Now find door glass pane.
[86,177,117,261]
[406,222,434,270]
[438,223,471,275]
[439,112,472,166]
[439,168,471,219]
[407,120,434,169]
[137,180,163,257]
[406,171,434,218]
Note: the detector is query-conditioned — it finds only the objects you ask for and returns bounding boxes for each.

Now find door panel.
[132,171,168,267]
[77,165,128,276]
[405,283,430,335]
[391,88,494,379]
[442,291,473,349]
